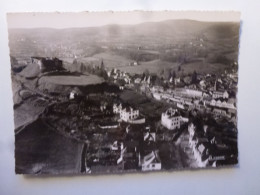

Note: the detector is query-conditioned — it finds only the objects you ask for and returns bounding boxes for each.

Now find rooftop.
[163,108,181,118]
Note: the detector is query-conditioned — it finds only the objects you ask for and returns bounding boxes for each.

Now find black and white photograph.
[7,11,240,175]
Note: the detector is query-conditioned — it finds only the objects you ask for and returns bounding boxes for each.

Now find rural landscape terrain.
[8,19,240,174]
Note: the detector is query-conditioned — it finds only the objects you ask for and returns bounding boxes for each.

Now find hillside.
[8,20,240,44]
[8,19,240,76]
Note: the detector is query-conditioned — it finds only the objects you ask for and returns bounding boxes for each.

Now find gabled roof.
[164,108,181,118]
[144,132,156,142]
[141,150,161,165]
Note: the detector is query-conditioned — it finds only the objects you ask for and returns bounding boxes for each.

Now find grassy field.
[63,52,132,68]
[118,59,229,76]
[61,50,230,76]
[61,51,230,77]
[39,75,104,86]
[117,59,179,74]
[105,56,229,75]
[180,61,229,75]
[61,52,132,71]
[92,52,132,68]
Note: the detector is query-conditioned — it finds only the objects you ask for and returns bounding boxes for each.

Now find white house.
[140,151,161,171]
[188,123,196,147]
[213,108,227,117]
[120,107,139,122]
[114,104,144,124]
[69,88,82,100]
[223,91,229,99]
[188,123,196,137]
[210,99,236,110]
[161,108,181,130]
[185,88,203,98]
[177,102,185,110]
[69,91,76,100]
[199,80,206,88]
[133,61,138,66]
[144,132,156,142]
[124,77,131,84]
[113,103,122,114]
[134,78,142,84]
[212,90,229,99]
[152,92,162,101]
[151,85,164,93]
[193,143,209,167]
[174,77,181,85]
[107,70,112,77]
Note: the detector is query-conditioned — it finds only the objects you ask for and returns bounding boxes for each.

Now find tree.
[80,63,86,73]
[86,64,92,73]
[192,70,197,84]
[73,59,78,65]
[117,79,126,86]
[160,69,165,77]
[144,69,150,77]
[167,68,172,80]
[172,70,176,80]
[101,70,108,80]
[100,60,105,70]
[155,76,162,86]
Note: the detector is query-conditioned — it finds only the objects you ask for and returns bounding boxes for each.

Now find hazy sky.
[7,11,240,29]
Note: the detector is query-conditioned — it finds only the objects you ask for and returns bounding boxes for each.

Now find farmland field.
[61,51,232,76]
[180,62,229,75]
[92,52,132,67]
[39,75,104,86]
[118,59,178,74]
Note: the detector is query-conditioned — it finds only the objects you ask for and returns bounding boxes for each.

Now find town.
[12,55,238,174]
[9,19,239,174]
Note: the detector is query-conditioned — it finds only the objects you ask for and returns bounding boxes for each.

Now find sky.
[7,11,240,29]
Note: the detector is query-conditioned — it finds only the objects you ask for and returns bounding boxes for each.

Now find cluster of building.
[187,122,237,167]
[149,81,236,122]
[87,103,190,173]
[100,65,237,170]
[161,108,188,130]
[86,123,162,173]
[107,68,132,86]
[103,64,237,123]
[113,102,189,131]
[27,56,237,172]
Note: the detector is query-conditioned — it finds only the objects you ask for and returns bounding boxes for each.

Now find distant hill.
[8,19,240,76]
[8,19,240,44]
